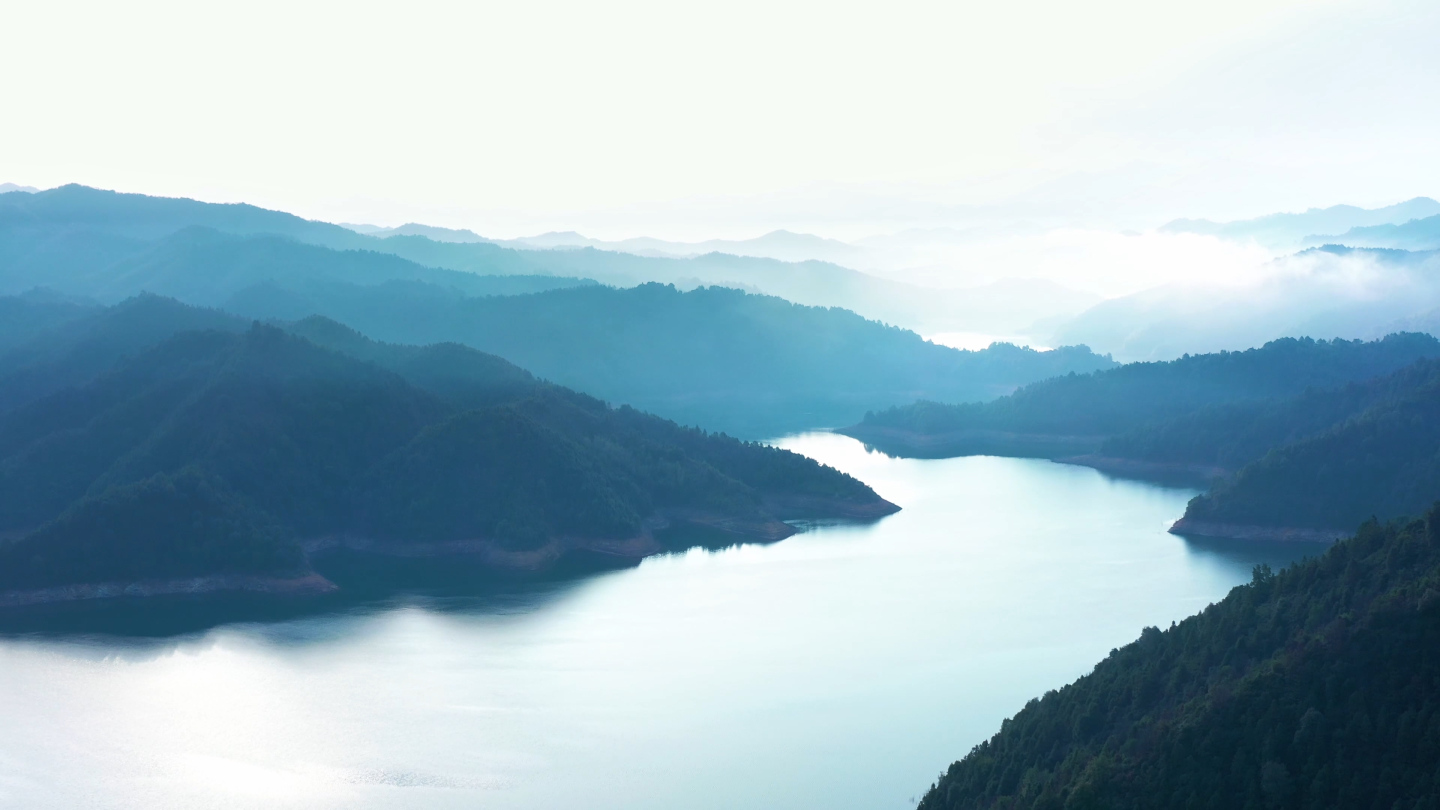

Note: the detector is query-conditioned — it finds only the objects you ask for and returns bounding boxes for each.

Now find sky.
[2,0,1437,243]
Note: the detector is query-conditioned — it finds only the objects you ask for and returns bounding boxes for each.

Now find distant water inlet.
[0,433,1324,810]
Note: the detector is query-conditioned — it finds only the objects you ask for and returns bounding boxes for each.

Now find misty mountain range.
[1305,214,1440,251]
[1053,245,1440,361]
[345,222,870,267]
[9,183,1440,365]
[0,186,1117,437]
[343,193,1440,360]
[1161,196,1440,249]
[0,184,1096,337]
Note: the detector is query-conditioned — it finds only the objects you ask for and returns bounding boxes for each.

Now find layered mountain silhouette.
[1161,197,1440,249]
[0,301,897,602]
[0,186,1117,436]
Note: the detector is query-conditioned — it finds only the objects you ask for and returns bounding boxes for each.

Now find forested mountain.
[842,334,1440,458]
[0,323,896,599]
[918,509,1440,810]
[0,287,1112,438]
[1103,358,1440,473]
[226,280,1115,437]
[0,294,246,413]
[0,289,94,353]
[1173,360,1440,536]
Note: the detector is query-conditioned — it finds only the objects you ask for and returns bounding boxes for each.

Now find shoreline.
[0,497,899,611]
[1169,517,1348,544]
[0,572,338,609]
[1056,454,1229,487]
[834,425,1104,460]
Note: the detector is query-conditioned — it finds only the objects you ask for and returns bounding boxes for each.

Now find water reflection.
[1178,532,1332,578]
[0,433,1329,810]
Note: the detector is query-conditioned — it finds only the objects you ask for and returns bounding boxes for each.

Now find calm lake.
[0,433,1324,809]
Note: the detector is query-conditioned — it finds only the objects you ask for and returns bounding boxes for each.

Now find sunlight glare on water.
[0,433,1321,809]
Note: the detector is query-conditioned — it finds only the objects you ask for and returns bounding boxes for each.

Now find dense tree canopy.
[920,507,1440,810]
[0,323,894,591]
[847,335,1440,456]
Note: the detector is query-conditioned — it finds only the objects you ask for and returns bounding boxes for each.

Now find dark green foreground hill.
[0,323,895,600]
[920,508,1440,810]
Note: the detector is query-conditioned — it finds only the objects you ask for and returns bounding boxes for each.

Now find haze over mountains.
[6,189,1440,810]
[0,185,1118,438]
[1160,197,1440,250]
[349,192,1440,361]
[1307,215,1440,251]
[1052,246,1440,361]
[13,183,1440,364]
[0,185,1100,339]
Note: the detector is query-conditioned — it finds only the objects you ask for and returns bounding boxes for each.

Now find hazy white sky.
[2,0,1436,240]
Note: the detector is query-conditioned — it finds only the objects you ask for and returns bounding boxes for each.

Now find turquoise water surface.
[0,433,1322,809]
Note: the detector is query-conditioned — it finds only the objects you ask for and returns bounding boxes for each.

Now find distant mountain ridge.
[1161,197,1440,249]
[339,220,869,266]
[1305,213,1440,251]
[1048,246,1440,362]
[842,333,1440,461]
[0,186,1117,436]
[1,184,1086,334]
[221,280,1117,437]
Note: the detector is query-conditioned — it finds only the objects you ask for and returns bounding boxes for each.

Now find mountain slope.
[0,222,594,304]
[0,290,96,354]
[0,293,246,413]
[1160,197,1440,248]
[1174,361,1440,537]
[228,280,1116,437]
[1102,357,1440,475]
[0,183,367,246]
[1306,213,1440,251]
[918,510,1440,810]
[843,334,1440,459]
[0,324,896,599]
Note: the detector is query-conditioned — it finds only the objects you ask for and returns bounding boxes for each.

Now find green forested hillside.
[919,509,1440,810]
[0,290,94,353]
[0,324,894,593]
[0,293,246,413]
[1175,361,1440,533]
[845,335,1440,458]
[1103,358,1440,473]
